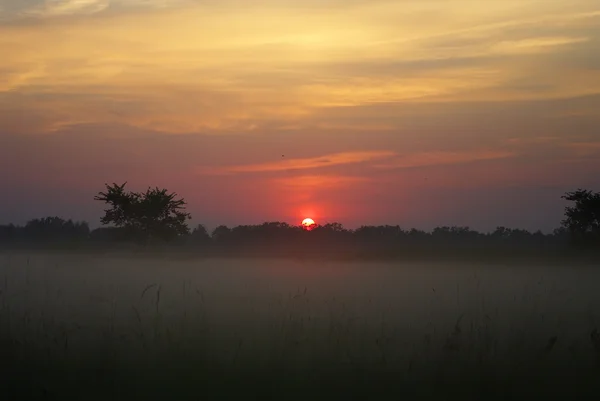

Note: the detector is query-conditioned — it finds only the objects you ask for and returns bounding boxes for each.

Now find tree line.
[0,183,598,260]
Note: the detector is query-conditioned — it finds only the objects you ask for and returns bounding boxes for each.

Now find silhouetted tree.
[94,182,191,243]
[491,226,511,240]
[0,224,18,243]
[23,217,89,242]
[0,189,589,258]
[561,189,600,246]
[552,226,569,241]
[191,224,210,239]
[211,225,231,243]
[189,224,211,248]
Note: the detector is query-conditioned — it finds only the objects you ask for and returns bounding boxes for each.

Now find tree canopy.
[0,184,598,260]
[94,182,191,242]
[561,189,600,246]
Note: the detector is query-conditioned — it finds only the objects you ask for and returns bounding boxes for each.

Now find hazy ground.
[1,251,600,400]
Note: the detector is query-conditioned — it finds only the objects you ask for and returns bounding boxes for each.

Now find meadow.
[1,251,600,400]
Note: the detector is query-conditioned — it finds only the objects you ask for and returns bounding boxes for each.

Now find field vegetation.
[2,253,600,400]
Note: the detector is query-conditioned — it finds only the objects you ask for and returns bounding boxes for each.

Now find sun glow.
[301,218,316,230]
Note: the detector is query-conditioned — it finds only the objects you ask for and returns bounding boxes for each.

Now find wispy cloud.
[11,0,190,19]
[505,136,564,146]
[22,0,110,17]
[489,36,590,55]
[374,150,516,170]
[199,151,396,175]
[274,175,368,189]
[1,0,599,133]
[565,141,600,157]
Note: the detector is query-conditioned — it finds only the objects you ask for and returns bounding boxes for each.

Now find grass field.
[1,251,600,400]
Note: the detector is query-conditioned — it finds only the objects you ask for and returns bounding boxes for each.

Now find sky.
[1,0,599,232]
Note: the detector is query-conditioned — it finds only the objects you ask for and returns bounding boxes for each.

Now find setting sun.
[301,218,316,230]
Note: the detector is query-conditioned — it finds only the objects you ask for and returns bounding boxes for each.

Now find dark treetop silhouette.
[93,182,191,244]
[561,189,600,246]
[0,184,598,261]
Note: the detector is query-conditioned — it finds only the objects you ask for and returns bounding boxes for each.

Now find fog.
[3,252,599,349]
[2,252,600,399]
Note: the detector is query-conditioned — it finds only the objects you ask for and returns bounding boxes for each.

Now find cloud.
[0,0,194,20]
[22,0,110,17]
[273,175,368,189]
[197,148,516,177]
[199,151,396,175]
[489,36,590,55]
[0,0,599,134]
[564,141,600,158]
[505,136,563,146]
[374,150,516,170]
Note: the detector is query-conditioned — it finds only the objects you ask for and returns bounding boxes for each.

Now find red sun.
[301,218,316,230]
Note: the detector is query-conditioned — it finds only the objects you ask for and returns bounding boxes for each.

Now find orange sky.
[1,0,599,231]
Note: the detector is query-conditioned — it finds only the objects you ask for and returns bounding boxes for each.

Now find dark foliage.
[0,217,89,247]
[561,189,600,247]
[0,187,597,260]
[94,182,191,243]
